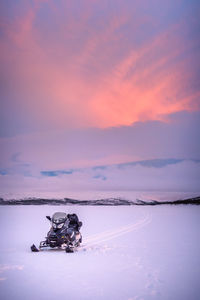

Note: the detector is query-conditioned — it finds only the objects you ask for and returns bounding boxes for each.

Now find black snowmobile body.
[31,212,82,253]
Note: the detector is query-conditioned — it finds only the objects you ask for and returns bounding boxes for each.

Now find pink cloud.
[0,0,199,131]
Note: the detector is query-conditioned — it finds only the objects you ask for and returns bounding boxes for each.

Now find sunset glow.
[0,0,199,193]
[1,0,199,131]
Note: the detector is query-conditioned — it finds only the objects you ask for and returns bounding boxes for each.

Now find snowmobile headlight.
[52,223,57,229]
[57,222,64,229]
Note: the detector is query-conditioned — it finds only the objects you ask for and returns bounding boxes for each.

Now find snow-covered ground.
[0,205,199,300]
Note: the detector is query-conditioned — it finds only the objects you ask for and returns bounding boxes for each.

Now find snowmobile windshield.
[52,212,67,224]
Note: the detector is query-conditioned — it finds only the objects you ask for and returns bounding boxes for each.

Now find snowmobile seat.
[67,214,82,231]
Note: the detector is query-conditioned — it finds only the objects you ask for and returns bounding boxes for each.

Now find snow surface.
[0,205,199,300]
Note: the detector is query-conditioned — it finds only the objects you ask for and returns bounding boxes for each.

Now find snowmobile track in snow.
[80,211,152,251]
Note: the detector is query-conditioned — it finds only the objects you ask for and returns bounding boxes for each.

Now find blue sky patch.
[93,174,107,181]
[41,170,73,177]
[0,169,8,175]
[117,158,184,169]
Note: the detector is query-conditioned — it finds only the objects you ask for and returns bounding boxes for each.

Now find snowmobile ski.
[31,244,39,252]
[65,247,74,253]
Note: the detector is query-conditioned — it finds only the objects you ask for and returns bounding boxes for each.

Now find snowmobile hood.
[52,212,67,224]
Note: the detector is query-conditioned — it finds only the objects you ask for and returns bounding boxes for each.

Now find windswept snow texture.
[0,205,199,300]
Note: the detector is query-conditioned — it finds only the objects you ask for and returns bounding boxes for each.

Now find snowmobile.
[31,212,82,253]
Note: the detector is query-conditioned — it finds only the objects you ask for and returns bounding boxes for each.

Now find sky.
[0,0,200,197]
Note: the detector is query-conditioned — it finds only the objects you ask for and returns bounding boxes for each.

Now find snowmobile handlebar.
[45,215,82,228]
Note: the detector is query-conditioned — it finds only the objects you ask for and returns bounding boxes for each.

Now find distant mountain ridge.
[0,197,199,206]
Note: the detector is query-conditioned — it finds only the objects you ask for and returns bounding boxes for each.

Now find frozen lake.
[0,205,199,300]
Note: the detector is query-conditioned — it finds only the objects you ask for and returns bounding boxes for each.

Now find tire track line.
[81,212,152,250]
[84,211,149,243]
